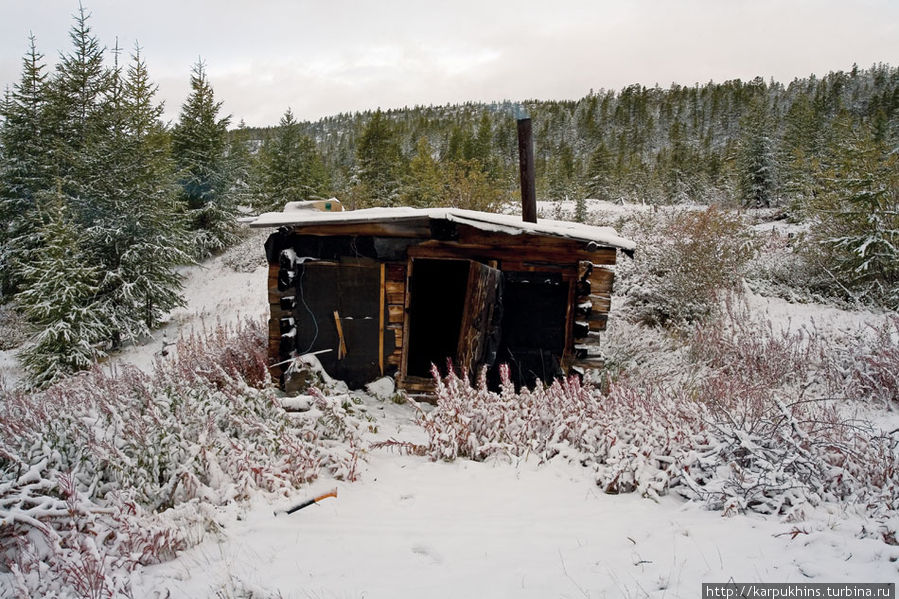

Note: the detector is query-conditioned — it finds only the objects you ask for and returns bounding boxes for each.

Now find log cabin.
[248,204,635,394]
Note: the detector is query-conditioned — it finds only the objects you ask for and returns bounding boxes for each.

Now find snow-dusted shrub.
[744,228,836,304]
[403,306,899,542]
[838,316,899,408]
[0,319,362,598]
[616,206,756,325]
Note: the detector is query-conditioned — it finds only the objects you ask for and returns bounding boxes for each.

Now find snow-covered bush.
[0,319,362,598]
[836,316,899,408]
[616,206,756,325]
[401,305,899,543]
[744,227,837,304]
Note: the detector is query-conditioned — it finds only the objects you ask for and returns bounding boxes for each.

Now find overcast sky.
[2,1,898,128]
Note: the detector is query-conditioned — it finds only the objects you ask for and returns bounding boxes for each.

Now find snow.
[0,350,22,388]
[743,286,893,337]
[134,450,896,598]
[248,206,637,252]
[110,229,270,373]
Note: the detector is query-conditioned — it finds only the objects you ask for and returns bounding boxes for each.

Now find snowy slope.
[109,229,271,373]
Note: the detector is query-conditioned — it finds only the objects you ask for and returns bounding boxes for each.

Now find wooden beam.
[399,258,414,385]
[386,263,406,281]
[587,312,609,331]
[379,263,385,376]
[408,239,617,266]
[388,305,404,324]
[333,311,347,360]
[563,278,576,366]
[588,267,615,296]
[589,294,612,313]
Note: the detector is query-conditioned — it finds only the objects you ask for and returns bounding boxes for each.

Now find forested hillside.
[241,64,899,211]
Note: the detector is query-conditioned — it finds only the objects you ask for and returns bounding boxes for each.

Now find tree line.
[243,64,898,213]
[244,64,897,306]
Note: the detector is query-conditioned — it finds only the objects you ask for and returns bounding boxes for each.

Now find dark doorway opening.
[492,271,568,390]
[406,259,470,377]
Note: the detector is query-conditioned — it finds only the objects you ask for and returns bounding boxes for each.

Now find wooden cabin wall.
[385,263,406,371]
[571,260,615,371]
[264,224,619,392]
[265,231,408,389]
[267,261,294,383]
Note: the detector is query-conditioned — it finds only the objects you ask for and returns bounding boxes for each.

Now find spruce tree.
[0,35,53,297]
[172,60,239,258]
[780,94,821,213]
[16,191,107,388]
[251,108,329,212]
[46,3,112,225]
[737,98,778,208]
[805,116,899,306]
[400,136,443,207]
[585,140,613,201]
[87,45,188,344]
[355,109,403,205]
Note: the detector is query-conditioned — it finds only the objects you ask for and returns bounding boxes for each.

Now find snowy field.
[133,417,896,599]
[3,209,898,598]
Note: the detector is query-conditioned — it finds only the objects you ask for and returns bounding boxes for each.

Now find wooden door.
[456,261,503,379]
[293,260,382,388]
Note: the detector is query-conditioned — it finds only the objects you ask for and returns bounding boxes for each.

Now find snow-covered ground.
[113,229,271,373]
[133,418,897,599]
[128,222,897,598]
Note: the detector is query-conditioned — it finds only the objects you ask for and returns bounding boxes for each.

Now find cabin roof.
[248,206,636,252]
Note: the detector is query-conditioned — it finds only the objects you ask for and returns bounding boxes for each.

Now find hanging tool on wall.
[333,311,348,359]
[274,488,338,516]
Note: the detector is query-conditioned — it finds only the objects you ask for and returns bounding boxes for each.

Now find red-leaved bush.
[0,319,362,598]
[841,316,899,408]
[392,304,899,544]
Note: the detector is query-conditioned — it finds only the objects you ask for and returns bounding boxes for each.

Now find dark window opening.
[492,271,568,390]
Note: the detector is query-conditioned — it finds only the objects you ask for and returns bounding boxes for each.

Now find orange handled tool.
[275,488,338,516]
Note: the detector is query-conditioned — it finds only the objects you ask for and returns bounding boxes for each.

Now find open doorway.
[405,259,470,378]
[404,258,503,383]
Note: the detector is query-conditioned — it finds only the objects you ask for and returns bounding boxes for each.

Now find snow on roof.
[248,206,636,252]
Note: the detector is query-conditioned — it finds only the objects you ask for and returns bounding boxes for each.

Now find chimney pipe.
[517,117,537,224]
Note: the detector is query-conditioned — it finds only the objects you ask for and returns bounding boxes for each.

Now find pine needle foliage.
[172,61,241,258]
